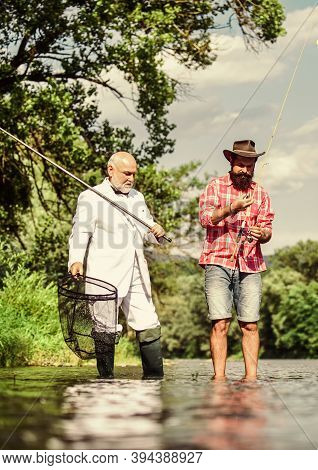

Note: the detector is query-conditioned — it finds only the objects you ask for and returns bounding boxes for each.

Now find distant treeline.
[0,239,317,367]
[150,240,318,359]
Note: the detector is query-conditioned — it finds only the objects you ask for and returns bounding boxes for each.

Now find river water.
[0,359,317,450]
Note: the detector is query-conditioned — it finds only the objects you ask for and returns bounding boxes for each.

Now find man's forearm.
[211,204,233,225]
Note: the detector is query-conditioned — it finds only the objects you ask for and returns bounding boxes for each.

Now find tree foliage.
[0,80,136,238]
[259,240,318,358]
[269,240,318,282]
[0,161,204,283]
[272,281,318,358]
[0,0,285,241]
[1,237,318,365]
[0,1,286,91]
[0,1,294,365]
[260,267,305,357]
[149,256,210,357]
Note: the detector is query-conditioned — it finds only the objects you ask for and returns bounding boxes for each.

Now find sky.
[97,0,318,255]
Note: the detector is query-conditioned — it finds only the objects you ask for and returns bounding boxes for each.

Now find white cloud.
[163,7,316,90]
[94,5,316,134]
[168,95,224,137]
[163,35,286,88]
[94,5,317,149]
[293,116,318,137]
[210,111,239,126]
[256,139,318,192]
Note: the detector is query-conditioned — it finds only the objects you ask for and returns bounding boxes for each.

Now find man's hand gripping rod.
[230,194,253,263]
[0,126,172,243]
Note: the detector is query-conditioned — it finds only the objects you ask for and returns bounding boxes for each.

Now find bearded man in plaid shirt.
[199,140,274,380]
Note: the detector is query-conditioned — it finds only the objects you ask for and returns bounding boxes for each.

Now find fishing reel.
[246,229,254,243]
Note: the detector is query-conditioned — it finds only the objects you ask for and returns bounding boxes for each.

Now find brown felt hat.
[223,140,265,162]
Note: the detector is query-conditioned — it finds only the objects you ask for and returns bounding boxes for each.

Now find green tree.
[21,161,204,282]
[269,240,318,282]
[272,281,318,358]
[260,267,305,357]
[0,0,286,241]
[149,255,251,359]
[259,240,318,358]
[0,80,136,240]
[149,256,210,357]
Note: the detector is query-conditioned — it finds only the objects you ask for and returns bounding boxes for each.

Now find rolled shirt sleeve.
[256,192,274,237]
[199,180,223,228]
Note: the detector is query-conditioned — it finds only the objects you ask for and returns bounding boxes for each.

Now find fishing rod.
[229,193,254,263]
[0,126,172,243]
[230,11,316,264]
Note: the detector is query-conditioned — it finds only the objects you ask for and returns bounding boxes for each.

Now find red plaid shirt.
[199,173,274,272]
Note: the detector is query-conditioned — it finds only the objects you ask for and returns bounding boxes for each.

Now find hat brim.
[223,149,265,162]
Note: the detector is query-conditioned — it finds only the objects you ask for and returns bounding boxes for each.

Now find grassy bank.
[0,263,140,367]
[1,240,318,366]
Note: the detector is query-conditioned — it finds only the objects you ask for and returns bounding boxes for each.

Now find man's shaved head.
[107,151,137,169]
[107,151,137,193]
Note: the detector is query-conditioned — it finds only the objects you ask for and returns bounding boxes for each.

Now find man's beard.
[230,170,253,191]
[110,180,135,194]
[117,183,134,194]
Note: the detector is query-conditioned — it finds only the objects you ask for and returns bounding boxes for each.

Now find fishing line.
[196,2,318,177]
[241,346,317,449]
[0,126,172,243]
[230,6,317,262]
[257,7,317,185]
[0,368,62,450]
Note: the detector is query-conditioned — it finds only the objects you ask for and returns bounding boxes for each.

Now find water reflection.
[62,379,163,449]
[0,360,317,450]
[191,381,268,449]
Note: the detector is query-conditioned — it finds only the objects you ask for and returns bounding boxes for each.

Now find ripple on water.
[0,360,317,450]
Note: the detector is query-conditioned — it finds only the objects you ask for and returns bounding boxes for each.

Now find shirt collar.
[224,172,232,186]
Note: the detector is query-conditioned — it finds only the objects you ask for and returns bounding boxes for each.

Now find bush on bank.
[0,240,318,367]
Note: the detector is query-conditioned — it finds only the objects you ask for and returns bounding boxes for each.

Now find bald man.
[68,152,165,379]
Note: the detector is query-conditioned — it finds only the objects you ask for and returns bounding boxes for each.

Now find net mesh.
[58,274,118,359]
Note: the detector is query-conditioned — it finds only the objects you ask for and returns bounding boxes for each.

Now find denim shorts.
[204,264,262,322]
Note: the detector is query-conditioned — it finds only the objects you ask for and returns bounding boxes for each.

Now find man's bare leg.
[238,321,259,379]
[210,319,231,379]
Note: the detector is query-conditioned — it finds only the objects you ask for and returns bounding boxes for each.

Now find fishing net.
[58,274,118,359]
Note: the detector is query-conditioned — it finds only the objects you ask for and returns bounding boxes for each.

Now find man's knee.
[239,321,258,335]
[211,319,231,336]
